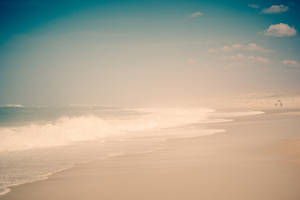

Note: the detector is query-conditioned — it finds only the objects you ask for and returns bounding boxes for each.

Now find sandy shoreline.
[1,109,300,200]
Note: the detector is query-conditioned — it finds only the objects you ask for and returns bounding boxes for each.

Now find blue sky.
[0,0,300,106]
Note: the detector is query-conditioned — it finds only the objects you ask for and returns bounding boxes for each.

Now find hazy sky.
[0,0,300,106]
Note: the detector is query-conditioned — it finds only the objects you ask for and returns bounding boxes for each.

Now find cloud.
[221,44,243,52]
[209,43,272,53]
[264,23,296,37]
[222,54,269,64]
[283,60,300,67]
[221,45,230,52]
[248,56,269,63]
[244,43,273,53]
[188,11,203,18]
[222,53,245,60]
[230,44,243,51]
[248,4,260,9]
[216,44,243,52]
[262,5,288,14]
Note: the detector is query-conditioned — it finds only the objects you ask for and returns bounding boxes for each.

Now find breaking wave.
[0,104,24,108]
[0,108,263,152]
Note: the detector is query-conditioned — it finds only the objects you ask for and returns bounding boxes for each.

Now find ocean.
[0,105,263,196]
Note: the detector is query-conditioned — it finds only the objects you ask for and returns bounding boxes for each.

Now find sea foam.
[0,108,215,152]
[0,107,264,197]
[0,108,264,152]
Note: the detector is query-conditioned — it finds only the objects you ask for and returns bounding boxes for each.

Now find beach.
[1,109,300,200]
[1,0,300,199]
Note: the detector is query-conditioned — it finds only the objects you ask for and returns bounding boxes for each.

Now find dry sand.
[1,110,300,200]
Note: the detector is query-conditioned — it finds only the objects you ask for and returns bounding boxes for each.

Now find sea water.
[0,105,263,196]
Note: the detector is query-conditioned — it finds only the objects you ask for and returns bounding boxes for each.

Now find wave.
[0,145,165,197]
[0,108,264,197]
[0,116,115,152]
[0,188,10,196]
[0,108,212,152]
[0,164,75,197]
[0,104,24,108]
[211,111,264,118]
[0,108,264,152]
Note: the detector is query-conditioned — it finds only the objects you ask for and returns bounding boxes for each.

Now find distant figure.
[277,100,283,108]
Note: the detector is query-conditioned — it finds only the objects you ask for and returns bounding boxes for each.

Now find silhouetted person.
[278,100,283,108]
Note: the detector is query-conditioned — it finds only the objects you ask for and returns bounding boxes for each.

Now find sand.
[1,110,300,200]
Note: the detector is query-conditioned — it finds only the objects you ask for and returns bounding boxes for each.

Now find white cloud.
[220,44,243,52]
[221,45,231,52]
[222,54,269,64]
[208,43,272,53]
[264,23,296,37]
[231,44,243,50]
[248,4,260,9]
[188,11,203,18]
[222,53,245,60]
[248,56,270,63]
[283,60,300,67]
[245,43,273,53]
[262,5,288,14]
[209,43,271,65]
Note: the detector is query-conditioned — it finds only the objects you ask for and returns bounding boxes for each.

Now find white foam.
[0,188,10,196]
[0,166,73,197]
[0,108,265,197]
[0,116,116,152]
[213,111,264,118]
[0,104,24,108]
[0,108,264,152]
[0,108,215,152]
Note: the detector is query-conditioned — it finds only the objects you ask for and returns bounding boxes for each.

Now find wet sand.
[1,110,300,200]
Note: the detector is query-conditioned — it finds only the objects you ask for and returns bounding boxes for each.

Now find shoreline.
[0,108,255,197]
[1,109,300,200]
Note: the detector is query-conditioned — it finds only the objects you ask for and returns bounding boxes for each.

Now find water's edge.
[0,108,264,197]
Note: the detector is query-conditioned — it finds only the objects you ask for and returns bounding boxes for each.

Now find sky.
[0,0,300,106]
